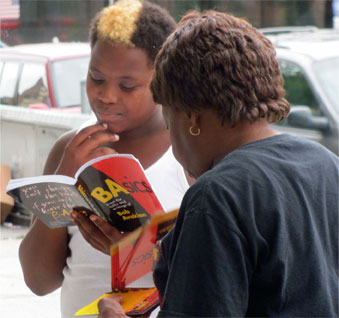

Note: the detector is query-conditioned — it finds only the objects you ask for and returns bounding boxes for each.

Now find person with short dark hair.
[98,9,338,317]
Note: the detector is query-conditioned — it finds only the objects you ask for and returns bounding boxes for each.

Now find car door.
[272,58,338,154]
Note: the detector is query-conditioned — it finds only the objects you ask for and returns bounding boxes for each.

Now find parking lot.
[0,223,60,318]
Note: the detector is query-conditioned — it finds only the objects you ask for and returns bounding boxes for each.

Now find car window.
[313,57,339,114]
[0,62,21,105]
[50,56,90,108]
[279,60,321,116]
[17,63,51,107]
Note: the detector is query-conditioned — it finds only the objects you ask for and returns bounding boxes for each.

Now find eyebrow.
[89,67,135,80]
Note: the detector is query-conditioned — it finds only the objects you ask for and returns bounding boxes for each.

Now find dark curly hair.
[151,10,290,125]
[89,0,176,65]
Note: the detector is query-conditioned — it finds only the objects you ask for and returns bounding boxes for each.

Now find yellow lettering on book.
[105,179,130,198]
[51,211,59,220]
[77,184,87,198]
[117,209,131,216]
[91,187,113,203]
[51,209,71,220]
[122,213,147,221]
[78,210,89,217]
[91,179,130,204]
[62,209,70,216]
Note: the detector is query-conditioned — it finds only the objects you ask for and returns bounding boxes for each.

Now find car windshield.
[313,57,339,114]
[51,56,90,108]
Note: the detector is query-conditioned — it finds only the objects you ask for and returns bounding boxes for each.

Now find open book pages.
[6,174,75,190]
[6,153,165,230]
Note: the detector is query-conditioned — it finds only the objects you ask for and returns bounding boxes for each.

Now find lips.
[97,110,125,123]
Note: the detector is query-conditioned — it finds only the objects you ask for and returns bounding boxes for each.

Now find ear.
[189,112,201,129]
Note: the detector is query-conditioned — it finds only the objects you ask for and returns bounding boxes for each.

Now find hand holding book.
[71,211,126,255]
[7,151,178,316]
[7,153,165,231]
[75,210,179,317]
[97,296,127,318]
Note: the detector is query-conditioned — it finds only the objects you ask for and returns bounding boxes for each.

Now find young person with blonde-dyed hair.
[19,1,191,317]
[98,9,338,318]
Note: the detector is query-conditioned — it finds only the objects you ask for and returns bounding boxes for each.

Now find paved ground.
[0,222,61,318]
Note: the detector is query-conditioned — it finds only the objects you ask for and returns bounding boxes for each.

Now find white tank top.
[60,146,188,317]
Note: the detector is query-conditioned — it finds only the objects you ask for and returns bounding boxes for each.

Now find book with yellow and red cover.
[6,154,164,232]
[75,210,179,316]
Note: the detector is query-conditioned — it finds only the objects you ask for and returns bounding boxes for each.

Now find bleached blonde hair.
[97,0,142,47]
[88,0,176,64]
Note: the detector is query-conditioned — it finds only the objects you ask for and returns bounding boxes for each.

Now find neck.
[211,120,279,166]
[120,106,168,142]
[110,107,171,168]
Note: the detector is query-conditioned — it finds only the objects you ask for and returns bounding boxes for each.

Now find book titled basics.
[6,154,165,232]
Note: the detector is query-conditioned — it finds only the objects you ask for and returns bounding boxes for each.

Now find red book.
[7,154,165,232]
[75,210,179,316]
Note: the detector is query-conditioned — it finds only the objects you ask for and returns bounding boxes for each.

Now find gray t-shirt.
[154,134,338,317]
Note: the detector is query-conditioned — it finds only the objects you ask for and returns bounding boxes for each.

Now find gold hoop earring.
[189,126,200,136]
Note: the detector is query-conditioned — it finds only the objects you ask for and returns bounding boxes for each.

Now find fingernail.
[101,122,108,129]
[70,211,77,221]
[111,134,119,140]
[90,215,99,223]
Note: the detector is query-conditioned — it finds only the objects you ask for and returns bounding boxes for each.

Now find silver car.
[263,27,339,155]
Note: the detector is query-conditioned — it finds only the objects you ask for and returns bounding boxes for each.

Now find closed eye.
[119,84,137,92]
[89,74,104,84]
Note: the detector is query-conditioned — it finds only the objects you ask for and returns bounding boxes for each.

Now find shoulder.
[177,145,269,224]
[43,129,77,174]
[53,129,77,154]
[179,168,234,221]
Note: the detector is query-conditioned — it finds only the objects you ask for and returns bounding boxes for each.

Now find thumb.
[98,296,126,318]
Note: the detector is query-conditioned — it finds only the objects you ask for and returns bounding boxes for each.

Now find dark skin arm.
[18,130,73,295]
[18,123,118,295]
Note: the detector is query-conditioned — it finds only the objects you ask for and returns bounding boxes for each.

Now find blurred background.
[0,1,338,317]
[0,0,338,219]
[1,0,338,214]
[1,0,338,45]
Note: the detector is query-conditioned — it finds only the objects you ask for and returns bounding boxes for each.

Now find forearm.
[19,218,68,295]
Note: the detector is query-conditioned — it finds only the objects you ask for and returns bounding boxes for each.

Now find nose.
[98,83,118,104]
